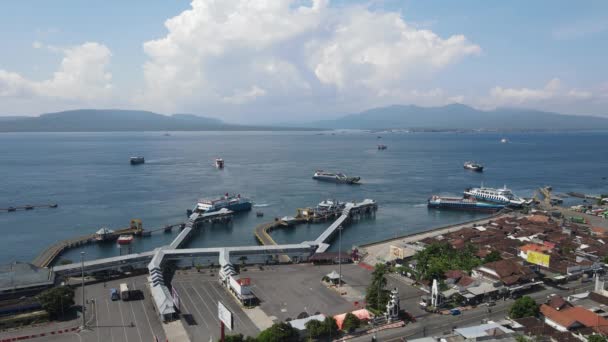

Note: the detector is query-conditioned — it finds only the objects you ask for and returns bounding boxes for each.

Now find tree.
[305,319,325,339]
[587,335,608,342]
[36,286,75,318]
[322,316,339,338]
[484,251,502,263]
[366,264,390,312]
[342,313,361,332]
[257,322,299,342]
[509,296,539,319]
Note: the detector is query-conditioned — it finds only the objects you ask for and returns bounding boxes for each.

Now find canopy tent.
[326,270,340,280]
[333,309,372,330]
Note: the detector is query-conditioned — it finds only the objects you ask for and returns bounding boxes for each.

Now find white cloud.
[0,42,113,101]
[32,41,43,49]
[137,0,480,117]
[489,78,594,107]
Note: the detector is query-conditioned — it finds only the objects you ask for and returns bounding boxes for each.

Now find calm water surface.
[1,131,607,264]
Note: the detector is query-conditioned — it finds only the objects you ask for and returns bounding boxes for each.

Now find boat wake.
[253,203,270,208]
[413,203,427,208]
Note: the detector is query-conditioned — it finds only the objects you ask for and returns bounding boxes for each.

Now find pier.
[1,203,58,212]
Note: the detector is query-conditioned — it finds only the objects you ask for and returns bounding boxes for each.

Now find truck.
[119,283,130,301]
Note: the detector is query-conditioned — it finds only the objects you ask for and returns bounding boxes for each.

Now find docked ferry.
[313,170,360,184]
[464,185,529,207]
[427,196,504,212]
[192,193,252,214]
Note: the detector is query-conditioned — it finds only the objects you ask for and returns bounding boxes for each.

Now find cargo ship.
[464,161,483,172]
[427,196,505,212]
[191,193,252,214]
[464,185,530,207]
[129,156,145,165]
[313,170,360,184]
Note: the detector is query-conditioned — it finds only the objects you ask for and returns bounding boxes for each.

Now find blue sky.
[0,0,606,122]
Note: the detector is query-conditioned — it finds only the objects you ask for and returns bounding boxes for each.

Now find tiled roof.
[540,304,608,335]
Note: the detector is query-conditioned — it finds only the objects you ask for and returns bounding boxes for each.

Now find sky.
[0,0,607,123]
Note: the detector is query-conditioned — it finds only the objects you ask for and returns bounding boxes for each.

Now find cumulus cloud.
[0,42,112,101]
[137,0,480,116]
[489,78,593,107]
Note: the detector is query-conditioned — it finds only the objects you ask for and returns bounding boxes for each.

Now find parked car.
[110,288,120,301]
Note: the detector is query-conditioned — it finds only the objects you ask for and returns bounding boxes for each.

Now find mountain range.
[0,105,606,132]
[0,109,313,132]
[312,104,608,130]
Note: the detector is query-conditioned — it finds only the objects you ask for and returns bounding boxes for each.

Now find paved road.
[349,280,596,341]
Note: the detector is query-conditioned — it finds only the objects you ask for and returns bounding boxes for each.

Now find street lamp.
[338,225,343,288]
[80,251,86,330]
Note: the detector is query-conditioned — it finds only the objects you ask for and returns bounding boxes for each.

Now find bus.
[119,283,130,301]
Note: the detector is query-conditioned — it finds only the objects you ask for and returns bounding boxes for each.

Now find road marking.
[207,282,248,328]
[95,300,100,342]
[128,298,144,342]
[117,299,129,342]
[190,282,221,326]
[104,299,115,342]
[177,283,211,331]
[134,281,159,340]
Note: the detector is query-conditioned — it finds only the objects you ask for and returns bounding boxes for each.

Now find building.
[472,259,536,288]
[540,303,608,335]
[0,262,55,300]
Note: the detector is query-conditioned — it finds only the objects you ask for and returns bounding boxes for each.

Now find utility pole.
[80,251,86,330]
[338,225,343,288]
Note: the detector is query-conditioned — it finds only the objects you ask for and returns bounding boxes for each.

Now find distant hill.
[0,109,316,132]
[312,104,608,130]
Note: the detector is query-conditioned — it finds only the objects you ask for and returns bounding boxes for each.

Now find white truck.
[119,283,130,301]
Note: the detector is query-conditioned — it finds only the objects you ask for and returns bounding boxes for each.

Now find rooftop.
[0,262,55,292]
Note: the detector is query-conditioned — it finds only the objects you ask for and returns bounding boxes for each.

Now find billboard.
[218,301,233,331]
[527,251,550,267]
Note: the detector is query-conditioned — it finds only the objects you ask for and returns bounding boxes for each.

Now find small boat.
[256,211,264,217]
[24,205,34,210]
[215,158,225,169]
[464,161,483,172]
[117,235,134,245]
[49,204,58,208]
[130,156,145,165]
[163,132,171,136]
[500,138,508,144]
[7,207,16,212]
[378,144,387,150]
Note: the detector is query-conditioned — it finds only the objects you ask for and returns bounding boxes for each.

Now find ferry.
[317,199,345,212]
[117,235,134,245]
[464,161,483,172]
[215,158,225,169]
[313,170,360,184]
[427,196,505,212]
[464,185,529,207]
[193,193,252,214]
[129,156,145,165]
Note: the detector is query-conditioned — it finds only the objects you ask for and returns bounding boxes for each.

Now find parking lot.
[172,271,260,341]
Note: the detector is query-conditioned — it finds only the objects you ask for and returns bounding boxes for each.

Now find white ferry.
[464,185,529,207]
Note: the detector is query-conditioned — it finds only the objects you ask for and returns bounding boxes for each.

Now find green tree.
[587,335,608,342]
[342,313,361,332]
[36,286,75,318]
[484,251,502,263]
[59,259,73,265]
[305,319,325,339]
[322,316,339,338]
[509,296,539,319]
[366,264,390,311]
[257,322,299,342]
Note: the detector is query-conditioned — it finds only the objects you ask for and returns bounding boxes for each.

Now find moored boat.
[130,156,145,165]
[378,144,387,150]
[427,195,505,212]
[117,235,134,245]
[464,161,483,172]
[464,185,530,207]
[312,170,360,184]
[215,158,224,169]
[192,193,252,214]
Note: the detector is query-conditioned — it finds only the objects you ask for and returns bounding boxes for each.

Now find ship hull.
[427,201,503,212]
[312,176,360,184]
[207,202,252,213]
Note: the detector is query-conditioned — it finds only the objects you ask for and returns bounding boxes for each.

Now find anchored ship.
[129,156,145,165]
[312,170,360,184]
[191,193,252,214]
[464,161,483,172]
[464,185,529,207]
[117,235,134,245]
[427,195,504,212]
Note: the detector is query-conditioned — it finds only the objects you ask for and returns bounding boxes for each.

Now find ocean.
[1,131,607,265]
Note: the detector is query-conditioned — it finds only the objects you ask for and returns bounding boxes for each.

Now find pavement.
[172,270,260,341]
[0,275,167,342]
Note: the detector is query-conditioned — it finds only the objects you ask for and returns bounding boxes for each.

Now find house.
[540,303,608,335]
[472,259,535,287]
[518,244,551,260]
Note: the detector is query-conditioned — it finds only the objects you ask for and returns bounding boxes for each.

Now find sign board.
[390,245,404,259]
[172,286,180,311]
[526,251,550,267]
[218,301,233,331]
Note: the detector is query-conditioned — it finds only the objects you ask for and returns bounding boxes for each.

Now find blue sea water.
[1,131,607,265]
